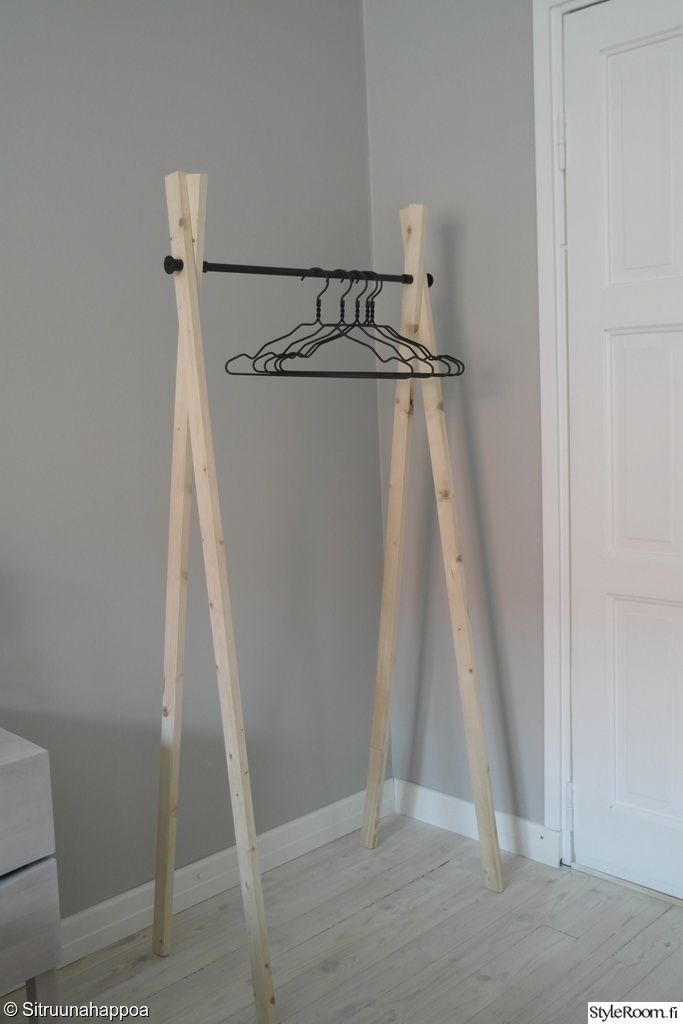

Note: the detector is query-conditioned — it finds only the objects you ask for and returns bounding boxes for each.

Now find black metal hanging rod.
[163,255,433,287]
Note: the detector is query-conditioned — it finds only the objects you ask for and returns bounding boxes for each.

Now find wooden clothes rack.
[153,171,503,1024]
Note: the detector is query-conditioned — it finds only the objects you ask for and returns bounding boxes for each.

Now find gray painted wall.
[363,0,544,824]
[0,0,383,917]
[1,0,545,923]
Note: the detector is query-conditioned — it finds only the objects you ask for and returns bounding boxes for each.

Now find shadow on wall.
[405,221,523,819]
[0,708,240,919]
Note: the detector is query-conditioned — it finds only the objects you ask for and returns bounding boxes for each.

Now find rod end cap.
[164,255,184,275]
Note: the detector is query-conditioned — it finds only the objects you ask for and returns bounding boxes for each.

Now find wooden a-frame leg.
[153,174,207,956]
[26,969,57,1006]
[418,283,504,893]
[165,172,276,1024]
[361,375,413,849]
[361,205,426,849]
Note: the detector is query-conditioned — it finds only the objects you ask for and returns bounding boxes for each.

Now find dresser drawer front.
[0,858,61,996]
[0,729,55,876]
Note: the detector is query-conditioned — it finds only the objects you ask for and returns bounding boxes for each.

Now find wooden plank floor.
[4,816,682,1023]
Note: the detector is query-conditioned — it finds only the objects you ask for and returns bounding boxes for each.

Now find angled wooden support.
[418,279,504,894]
[361,205,426,849]
[153,173,206,957]
[361,205,503,894]
[154,173,276,1024]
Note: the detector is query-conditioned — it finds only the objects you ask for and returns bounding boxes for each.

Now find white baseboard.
[61,778,559,968]
[60,784,396,967]
[394,779,561,868]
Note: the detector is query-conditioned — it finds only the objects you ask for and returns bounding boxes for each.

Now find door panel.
[566,0,683,897]
[607,36,683,282]
[611,597,682,820]
[610,330,683,554]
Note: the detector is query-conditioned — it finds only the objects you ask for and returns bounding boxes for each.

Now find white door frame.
[532,0,609,865]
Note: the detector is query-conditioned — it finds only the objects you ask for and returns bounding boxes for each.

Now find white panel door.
[566,0,683,897]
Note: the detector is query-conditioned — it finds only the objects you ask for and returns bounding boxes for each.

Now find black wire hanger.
[224,269,465,379]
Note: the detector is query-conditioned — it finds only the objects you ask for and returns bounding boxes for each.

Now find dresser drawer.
[0,858,61,996]
[0,728,55,877]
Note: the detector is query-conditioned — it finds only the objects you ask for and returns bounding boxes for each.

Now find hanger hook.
[368,273,383,322]
[301,267,330,320]
[337,270,356,322]
[365,271,380,304]
[339,270,356,303]
[302,267,330,302]
[365,272,381,319]
[353,272,371,321]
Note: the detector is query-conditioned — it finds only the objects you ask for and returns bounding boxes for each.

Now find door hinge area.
[556,112,566,171]
[566,780,575,832]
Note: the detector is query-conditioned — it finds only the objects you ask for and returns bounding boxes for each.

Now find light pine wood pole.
[361,205,426,849]
[164,172,276,1024]
[153,173,207,957]
[26,970,57,1006]
[418,282,504,893]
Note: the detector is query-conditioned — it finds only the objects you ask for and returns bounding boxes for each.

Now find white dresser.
[0,727,61,1002]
